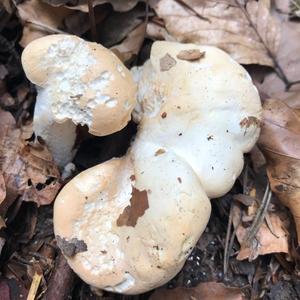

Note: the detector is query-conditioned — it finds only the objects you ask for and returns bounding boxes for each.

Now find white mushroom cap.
[133,41,262,198]
[53,41,261,294]
[54,144,211,294]
[22,34,137,166]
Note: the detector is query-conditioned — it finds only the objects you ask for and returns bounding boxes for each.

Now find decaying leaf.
[152,0,280,66]
[150,282,245,300]
[45,0,140,12]
[111,23,146,62]
[98,5,146,47]
[146,21,175,41]
[176,49,205,61]
[17,0,71,47]
[116,187,149,227]
[260,20,300,100]
[232,203,289,261]
[56,236,87,257]
[160,53,176,71]
[0,110,60,211]
[259,98,300,243]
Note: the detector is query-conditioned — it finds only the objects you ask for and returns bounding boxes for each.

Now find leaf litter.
[1,0,300,299]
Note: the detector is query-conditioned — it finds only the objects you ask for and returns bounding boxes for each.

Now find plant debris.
[1,0,300,298]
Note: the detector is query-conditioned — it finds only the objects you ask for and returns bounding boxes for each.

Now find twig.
[87,0,97,42]
[223,202,234,276]
[242,184,272,247]
[27,271,42,300]
[174,0,211,22]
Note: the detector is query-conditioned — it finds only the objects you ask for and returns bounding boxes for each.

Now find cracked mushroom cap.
[54,142,211,294]
[22,34,136,136]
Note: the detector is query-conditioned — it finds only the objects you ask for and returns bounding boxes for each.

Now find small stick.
[223,202,234,276]
[242,183,272,247]
[27,271,42,300]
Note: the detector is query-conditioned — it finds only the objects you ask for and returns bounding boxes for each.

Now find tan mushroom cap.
[54,142,211,294]
[22,34,137,136]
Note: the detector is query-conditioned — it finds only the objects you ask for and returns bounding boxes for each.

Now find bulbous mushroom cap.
[133,41,262,198]
[54,145,211,294]
[22,34,137,136]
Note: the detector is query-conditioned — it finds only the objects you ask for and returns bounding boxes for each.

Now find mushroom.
[21,34,137,167]
[53,41,261,294]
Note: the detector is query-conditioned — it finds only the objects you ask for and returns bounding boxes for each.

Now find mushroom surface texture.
[53,41,262,294]
[21,34,137,167]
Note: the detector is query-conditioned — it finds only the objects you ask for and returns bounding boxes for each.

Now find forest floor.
[1,0,300,299]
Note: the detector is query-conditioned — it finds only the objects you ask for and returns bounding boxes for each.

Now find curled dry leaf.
[0,110,60,211]
[17,0,71,47]
[150,282,245,300]
[232,203,289,261]
[152,0,280,66]
[259,98,300,243]
[111,22,146,62]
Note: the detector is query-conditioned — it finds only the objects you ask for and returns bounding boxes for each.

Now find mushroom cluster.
[22,36,261,294]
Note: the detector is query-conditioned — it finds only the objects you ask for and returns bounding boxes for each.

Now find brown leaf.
[150,282,245,300]
[17,0,71,47]
[116,187,149,227]
[98,6,146,48]
[111,23,146,63]
[160,53,176,71]
[0,110,60,211]
[259,20,300,100]
[56,236,87,257]
[176,49,205,61]
[259,98,300,243]
[233,203,289,260]
[50,0,140,12]
[152,0,280,66]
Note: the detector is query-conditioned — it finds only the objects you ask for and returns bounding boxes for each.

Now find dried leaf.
[0,277,28,300]
[260,20,300,100]
[62,0,140,12]
[176,49,205,61]
[56,236,87,257]
[0,110,60,210]
[17,0,71,47]
[233,204,289,260]
[259,98,300,243]
[146,21,175,41]
[152,0,280,66]
[116,187,149,227]
[150,282,245,300]
[98,5,146,47]
[0,0,14,14]
[111,23,146,62]
[160,53,176,71]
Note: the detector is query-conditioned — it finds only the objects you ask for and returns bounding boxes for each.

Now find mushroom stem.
[33,88,77,168]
